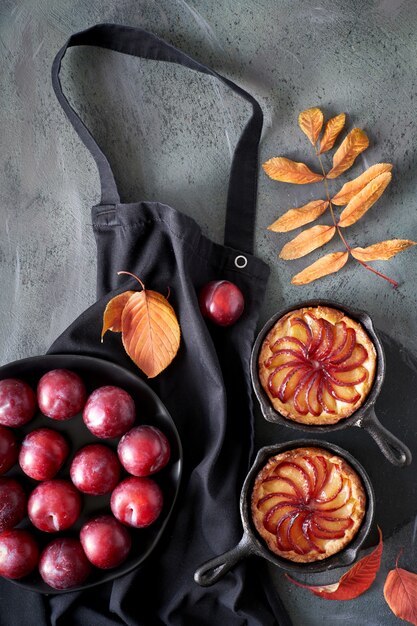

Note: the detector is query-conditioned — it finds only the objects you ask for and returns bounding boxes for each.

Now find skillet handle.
[361,408,412,467]
[194,534,253,587]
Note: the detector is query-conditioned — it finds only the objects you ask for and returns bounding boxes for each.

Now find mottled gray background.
[1,0,417,624]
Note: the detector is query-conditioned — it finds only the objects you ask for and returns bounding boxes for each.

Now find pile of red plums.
[0,370,171,590]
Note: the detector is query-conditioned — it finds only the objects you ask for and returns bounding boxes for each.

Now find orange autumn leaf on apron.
[102,272,180,378]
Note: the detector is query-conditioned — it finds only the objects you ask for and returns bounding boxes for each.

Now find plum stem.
[313,148,398,288]
[117,271,145,290]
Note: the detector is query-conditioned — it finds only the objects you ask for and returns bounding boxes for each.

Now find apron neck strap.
[52,23,263,254]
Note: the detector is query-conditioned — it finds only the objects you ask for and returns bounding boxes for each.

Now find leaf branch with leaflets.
[263,108,416,286]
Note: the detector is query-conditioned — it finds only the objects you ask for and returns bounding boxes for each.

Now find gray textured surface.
[1,1,417,624]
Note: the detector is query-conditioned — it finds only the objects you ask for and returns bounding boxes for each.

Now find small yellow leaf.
[338,172,392,227]
[268,200,329,233]
[298,108,324,145]
[121,289,181,378]
[101,291,136,340]
[332,163,393,205]
[291,251,349,285]
[319,113,346,154]
[327,128,369,179]
[351,240,416,262]
[263,157,323,184]
[280,225,336,260]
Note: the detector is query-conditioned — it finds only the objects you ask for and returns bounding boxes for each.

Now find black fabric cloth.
[0,24,292,626]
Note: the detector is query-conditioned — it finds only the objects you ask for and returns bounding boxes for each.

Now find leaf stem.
[314,149,398,288]
[117,271,145,290]
[395,548,404,570]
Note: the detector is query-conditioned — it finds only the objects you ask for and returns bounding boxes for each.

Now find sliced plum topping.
[311,319,334,360]
[329,328,356,365]
[331,344,368,372]
[326,366,368,387]
[278,366,309,403]
[265,351,305,368]
[255,451,361,557]
[289,318,313,350]
[263,504,295,534]
[306,373,322,416]
[270,337,306,355]
[264,310,373,417]
[326,321,348,360]
[276,462,310,500]
[293,372,314,415]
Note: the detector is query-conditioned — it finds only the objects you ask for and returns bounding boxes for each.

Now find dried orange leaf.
[319,113,346,154]
[351,239,416,262]
[291,251,349,285]
[101,291,136,340]
[298,107,324,146]
[327,128,369,179]
[268,200,329,233]
[121,288,181,378]
[384,556,417,625]
[263,157,323,184]
[338,172,392,227]
[287,528,383,600]
[280,225,336,260]
[332,163,393,206]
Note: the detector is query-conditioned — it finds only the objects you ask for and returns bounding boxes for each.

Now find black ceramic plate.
[0,354,183,594]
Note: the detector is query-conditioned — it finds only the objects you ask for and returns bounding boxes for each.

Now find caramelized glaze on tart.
[251,447,366,563]
[258,306,377,425]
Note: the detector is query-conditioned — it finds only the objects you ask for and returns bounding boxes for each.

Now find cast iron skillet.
[250,299,412,467]
[194,439,375,586]
[0,354,183,594]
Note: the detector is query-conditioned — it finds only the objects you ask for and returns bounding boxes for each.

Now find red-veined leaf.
[286,527,383,600]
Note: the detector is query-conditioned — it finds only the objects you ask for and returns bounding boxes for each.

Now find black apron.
[0,24,291,626]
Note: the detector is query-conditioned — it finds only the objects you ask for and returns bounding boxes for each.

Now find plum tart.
[251,447,366,563]
[258,306,377,425]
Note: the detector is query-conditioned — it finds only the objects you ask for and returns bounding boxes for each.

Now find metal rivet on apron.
[234,255,248,269]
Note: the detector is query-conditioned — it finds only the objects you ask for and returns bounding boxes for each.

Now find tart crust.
[258,306,377,425]
[251,447,366,563]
